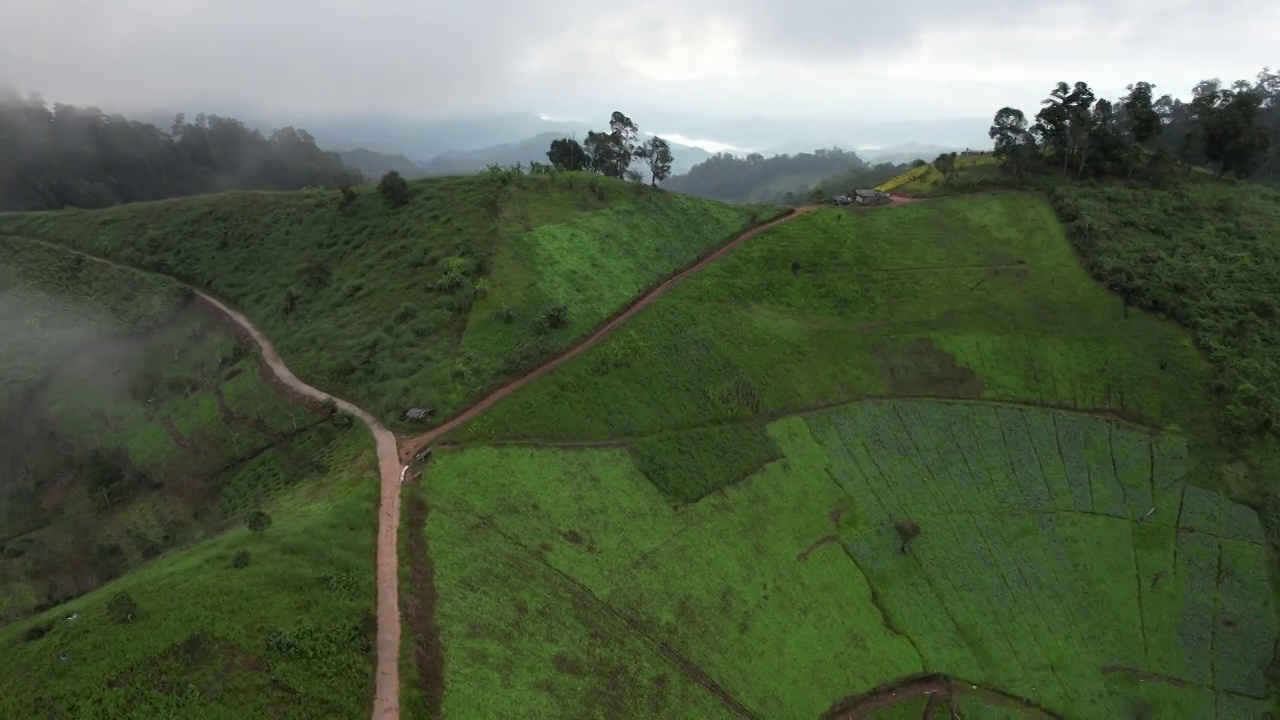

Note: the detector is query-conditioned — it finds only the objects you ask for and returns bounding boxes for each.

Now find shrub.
[246,510,273,532]
[338,184,358,211]
[377,171,410,207]
[543,305,569,330]
[231,550,251,568]
[894,519,921,553]
[107,591,139,623]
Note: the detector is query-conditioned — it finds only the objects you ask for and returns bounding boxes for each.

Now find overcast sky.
[2,0,1277,123]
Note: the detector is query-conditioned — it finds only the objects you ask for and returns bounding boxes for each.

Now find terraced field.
[416,401,1271,717]
[404,190,1276,716]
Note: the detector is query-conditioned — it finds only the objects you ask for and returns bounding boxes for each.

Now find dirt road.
[194,292,405,720]
[21,205,829,720]
[399,205,819,461]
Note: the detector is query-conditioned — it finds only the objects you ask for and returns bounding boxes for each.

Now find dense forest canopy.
[0,90,365,212]
[987,67,1279,184]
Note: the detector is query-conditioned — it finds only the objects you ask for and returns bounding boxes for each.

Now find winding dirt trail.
[18,204,837,720]
[399,205,819,461]
[194,292,406,720]
[5,234,405,719]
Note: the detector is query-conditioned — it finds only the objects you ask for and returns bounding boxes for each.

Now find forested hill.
[335,148,426,180]
[660,148,907,203]
[0,91,365,212]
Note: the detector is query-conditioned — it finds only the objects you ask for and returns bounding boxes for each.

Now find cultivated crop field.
[0,174,782,426]
[898,155,1004,197]
[413,401,1272,717]
[455,194,1216,499]
[408,190,1277,716]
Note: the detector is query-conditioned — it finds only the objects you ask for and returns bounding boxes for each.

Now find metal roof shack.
[853,188,892,205]
[401,407,433,422]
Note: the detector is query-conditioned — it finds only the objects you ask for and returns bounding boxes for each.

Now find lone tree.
[933,151,958,180]
[894,519,921,554]
[377,170,410,206]
[638,136,675,186]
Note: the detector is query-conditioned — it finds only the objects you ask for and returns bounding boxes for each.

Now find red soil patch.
[402,473,445,717]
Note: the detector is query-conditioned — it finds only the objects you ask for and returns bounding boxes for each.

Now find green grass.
[457,194,1215,500]
[1048,181,1280,459]
[0,237,336,622]
[410,184,1279,715]
[0,425,378,720]
[0,172,782,427]
[416,402,1273,716]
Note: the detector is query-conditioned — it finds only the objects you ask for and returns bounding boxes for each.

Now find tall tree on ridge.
[638,136,674,186]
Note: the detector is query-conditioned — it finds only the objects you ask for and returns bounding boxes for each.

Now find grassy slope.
[458,195,1215,495]
[0,427,378,720]
[0,238,380,717]
[0,236,339,621]
[0,173,781,427]
[1047,180,1280,473]
[407,191,1276,715]
[422,407,1271,716]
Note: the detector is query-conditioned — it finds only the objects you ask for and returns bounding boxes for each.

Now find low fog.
[0,277,151,524]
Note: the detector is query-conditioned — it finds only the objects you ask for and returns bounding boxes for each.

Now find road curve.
[194,292,404,720]
[6,235,406,717]
[399,205,821,461]
[17,205,827,720]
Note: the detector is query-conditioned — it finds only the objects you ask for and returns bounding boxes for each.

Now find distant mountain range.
[128,106,990,183]
[332,131,716,182]
[335,148,427,180]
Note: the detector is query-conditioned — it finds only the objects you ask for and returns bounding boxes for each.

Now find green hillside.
[0,238,380,718]
[4,154,1277,719]
[413,190,1278,716]
[0,237,353,619]
[0,430,378,720]
[0,172,781,428]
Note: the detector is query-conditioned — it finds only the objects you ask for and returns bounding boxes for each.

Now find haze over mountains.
[135,106,992,179]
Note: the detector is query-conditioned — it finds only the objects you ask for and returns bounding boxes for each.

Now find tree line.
[0,89,365,212]
[544,112,675,185]
[987,68,1279,183]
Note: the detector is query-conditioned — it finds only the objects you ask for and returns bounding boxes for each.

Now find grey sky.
[2,0,1277,123]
